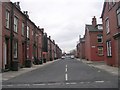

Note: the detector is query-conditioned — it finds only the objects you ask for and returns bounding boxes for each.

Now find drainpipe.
[10,2,14,70]
[24,14,27,63]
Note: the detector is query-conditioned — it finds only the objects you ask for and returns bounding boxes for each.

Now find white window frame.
[117,7,120,27]
[97,35,103,43]
[13,41,18,58]
[105,18,110,34]
[14,16,18,33]
[22,22,25,36]
[6,10,10,29]
[27,26,30,38]
[98,47,103,56]
[106,41,112,57]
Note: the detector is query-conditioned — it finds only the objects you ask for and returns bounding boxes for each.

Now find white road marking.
[66,65,67,68]
[95,80,105,83]
[2,78,8,81]
[32,84,46,86]
[5,85,14,87]
[70,82,77,85]
[98,70,101,72]
[66,68,68,72]
[66,83,70,85]
[65,73,68,81]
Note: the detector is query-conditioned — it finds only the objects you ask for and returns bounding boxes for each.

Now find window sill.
[98,42,103,44]
[106,32,110,35]
[98,55,103,57]
[21,35,25,37]
[5,26,10,30]
[107,56,112,58]
[13,31,18,34]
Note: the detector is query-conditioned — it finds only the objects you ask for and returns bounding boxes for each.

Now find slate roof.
[86,24,103,32]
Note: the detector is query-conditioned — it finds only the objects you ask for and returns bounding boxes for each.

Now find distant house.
[76,37,85,59]
[101,1,120,67]
[84,16,104,61]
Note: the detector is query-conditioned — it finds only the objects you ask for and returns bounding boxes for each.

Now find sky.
[11,0,104,53]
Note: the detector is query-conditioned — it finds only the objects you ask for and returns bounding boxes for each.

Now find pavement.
[77,59,119,76]
[2,60,59,81]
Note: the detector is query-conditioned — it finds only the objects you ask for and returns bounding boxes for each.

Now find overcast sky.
[11,0,104,53]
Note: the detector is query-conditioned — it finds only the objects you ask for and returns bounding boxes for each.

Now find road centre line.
[66,68,68,72]
[66,65,67,68]
[65,73,68,81]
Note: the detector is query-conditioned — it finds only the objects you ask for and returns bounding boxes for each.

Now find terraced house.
[84,16,104,61]
[101,1,120,67]
[0,1,62,71]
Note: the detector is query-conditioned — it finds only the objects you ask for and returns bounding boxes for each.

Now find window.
[22,23,24,36]
[14,16,18,33]
[97,34,103,43]
[98,47,103,56]
[13,41,18,58]
[6,10,10,29]
[32,29,34,36]
[117,7,120,27]
[106,41,112,57]
[27,26,30,38]
[105,18,110,34]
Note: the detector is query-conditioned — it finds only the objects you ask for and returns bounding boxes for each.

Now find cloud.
[11,0,104,52]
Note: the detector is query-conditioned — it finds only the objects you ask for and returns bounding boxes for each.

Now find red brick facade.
[76,37,85,59]
[101,1,120,66]
[77,17,104,62]
[84,17,104,61]
[1,2,62,71]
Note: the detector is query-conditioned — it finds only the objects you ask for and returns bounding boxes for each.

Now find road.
[2,58,118,88]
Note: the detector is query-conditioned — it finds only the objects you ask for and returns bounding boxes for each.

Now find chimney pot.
[92,16,97,27]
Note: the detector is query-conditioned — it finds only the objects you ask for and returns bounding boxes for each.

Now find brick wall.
[0,2,2,69]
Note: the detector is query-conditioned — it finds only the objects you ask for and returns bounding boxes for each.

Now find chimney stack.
[92,16,97,27]
[14,2,21,10]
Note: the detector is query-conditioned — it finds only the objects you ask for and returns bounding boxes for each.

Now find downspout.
[24,15,27,62]
[10,2,14,70]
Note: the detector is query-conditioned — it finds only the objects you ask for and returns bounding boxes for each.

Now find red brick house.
[47,36,52,61]
[51,40,55,60]
[47,37,62,61]
[101,1,120,66]
[76,36,85,59]
[55,44,62,59]
[76,42,80,58]
[1,1,62,71]
[84,16,104,61]
[79,37,85,59]
[1,2,28,70]
[0,1,2,69]
[1,2,44,71]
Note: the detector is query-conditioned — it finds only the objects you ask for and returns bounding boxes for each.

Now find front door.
[4,38,9,69]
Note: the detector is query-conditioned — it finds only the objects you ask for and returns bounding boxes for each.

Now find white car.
[71,55,74,59]
[61,56,65,59]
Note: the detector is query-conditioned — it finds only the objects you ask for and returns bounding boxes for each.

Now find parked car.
[61,56,65,59]
[71,55,74,59]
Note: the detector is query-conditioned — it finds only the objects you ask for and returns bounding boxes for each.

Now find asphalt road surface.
[2,58,118,88]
